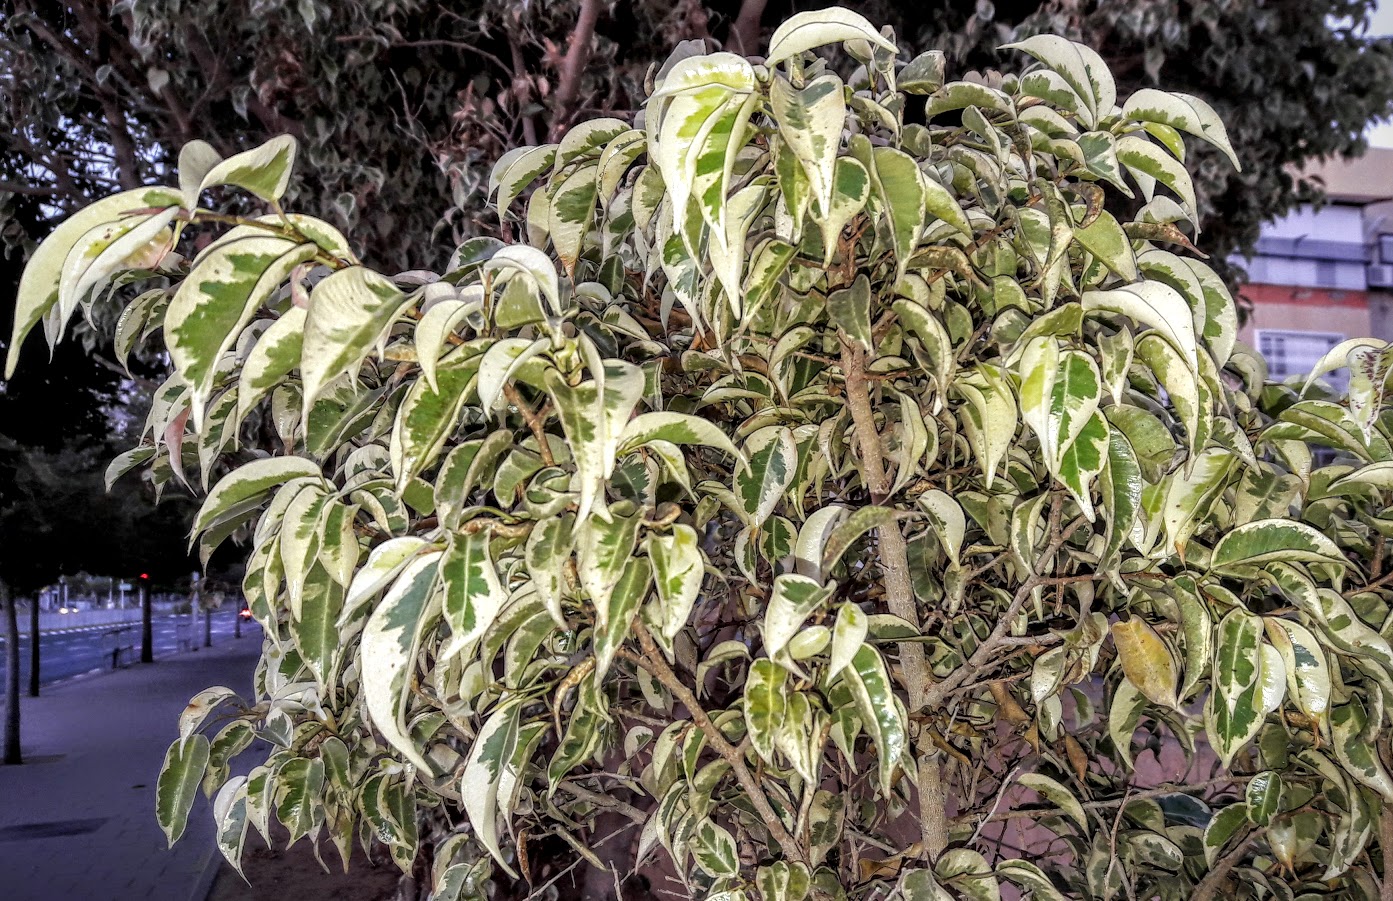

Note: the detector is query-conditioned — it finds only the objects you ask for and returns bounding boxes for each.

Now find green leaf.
[995,860,1066,901]
[1108,677,1148,768]
[196,134,298,203]
[212,776,250,878]
[647,524,704,645]
[274,756,325,845]
[649,53,757,254]
[1116,136,1197,223]
[1211,520,1347,573]
[1332,699,1393,800]
[476,337,548,414]
[1122,89,1240,170]
[293,564,346,691]
[871,146,930,276]
[1004,35,1115,129]
[8,186,183,378]
[1082,282,1197,372]
[1098,424,1141,566]
[236,306,307,423]
[765,8,895,65]
[390,362,474,490]
[1019,340,1106,518]
[157,734,211,846]
[956,365,1017,488]
[490,145,558,217]
[769,73,845,220]
[917,489,965,566]
[1018,772,1088,831]
[745,658,789,764]
[548,162,599,271]
[1202,802,1249,865]
[1072,211,1137,281]
[827,273,873,350]
[577,504,643,612]
[484,245,562,315]
[1134,333,1204,458]
[300,266,411,415]
[361,551,442,772]
[526,513,576,628]
[1209,609,1265,767]
[461,698,523,876]
[818,157,871,264]
[1112,619,1177,709]
[595,557,650,678]
[694,819,740,877]
[618,412,745,466]
[764,573,831,661]
[820,505,902,575]
[1053,409,1108,520]
[843,644,906,794]
[829,602,868,680]
[192,457,323,537]
[1245,770,1282,826]
[893,298,955,390]
[441,530,507,658]
[1264,618,1330,724]
[735,425,797,529]
[546,360,644,520]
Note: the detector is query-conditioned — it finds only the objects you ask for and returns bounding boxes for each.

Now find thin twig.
[618,624,809,865]
[504,383,556,466]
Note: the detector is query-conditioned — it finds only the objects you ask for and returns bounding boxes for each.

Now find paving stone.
[0,631,262,901]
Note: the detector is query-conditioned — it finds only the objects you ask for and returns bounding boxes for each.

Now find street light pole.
[140,580,152,664]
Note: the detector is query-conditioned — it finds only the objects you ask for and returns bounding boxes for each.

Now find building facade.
[1239,148,1393,388]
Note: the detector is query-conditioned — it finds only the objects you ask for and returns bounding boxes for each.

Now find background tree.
[2,1,1389,276]
[0,249,194,599]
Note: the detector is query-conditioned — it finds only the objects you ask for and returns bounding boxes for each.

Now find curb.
[188,844,223,901]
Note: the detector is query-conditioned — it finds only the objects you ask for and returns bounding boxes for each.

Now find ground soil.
[207,827,401,901]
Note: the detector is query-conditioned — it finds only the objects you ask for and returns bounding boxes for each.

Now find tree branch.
[923,501,1089,708]
[509,33,540,146]
[550,0,601,141]
[729,0,768,56]
[840,335,941,858]
[1381,802,1393,901]
[1193,828,1261,901]
[504,383,555,466]
[620,624,809,865]
[556,779,648,825]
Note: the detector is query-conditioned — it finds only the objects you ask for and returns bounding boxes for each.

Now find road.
[0,612,260,686]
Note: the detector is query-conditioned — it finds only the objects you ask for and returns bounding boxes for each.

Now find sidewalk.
[0,632,263,901]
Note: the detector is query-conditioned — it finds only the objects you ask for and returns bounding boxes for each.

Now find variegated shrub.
[12,9,1393,900]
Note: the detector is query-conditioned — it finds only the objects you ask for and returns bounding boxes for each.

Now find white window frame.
[1255,328,1347,393]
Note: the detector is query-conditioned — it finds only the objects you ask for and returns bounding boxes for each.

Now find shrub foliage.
[10,10,1393,900]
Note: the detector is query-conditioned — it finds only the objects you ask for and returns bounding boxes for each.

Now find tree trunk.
[3,581,21,765]
[27,596,38,696]
[1381,804,1393,901]
[203,608,212,648]
[140,584,152,663]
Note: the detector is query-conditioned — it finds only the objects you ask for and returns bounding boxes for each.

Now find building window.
[1256,329,1347,393]
[1315,260,1339,287]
